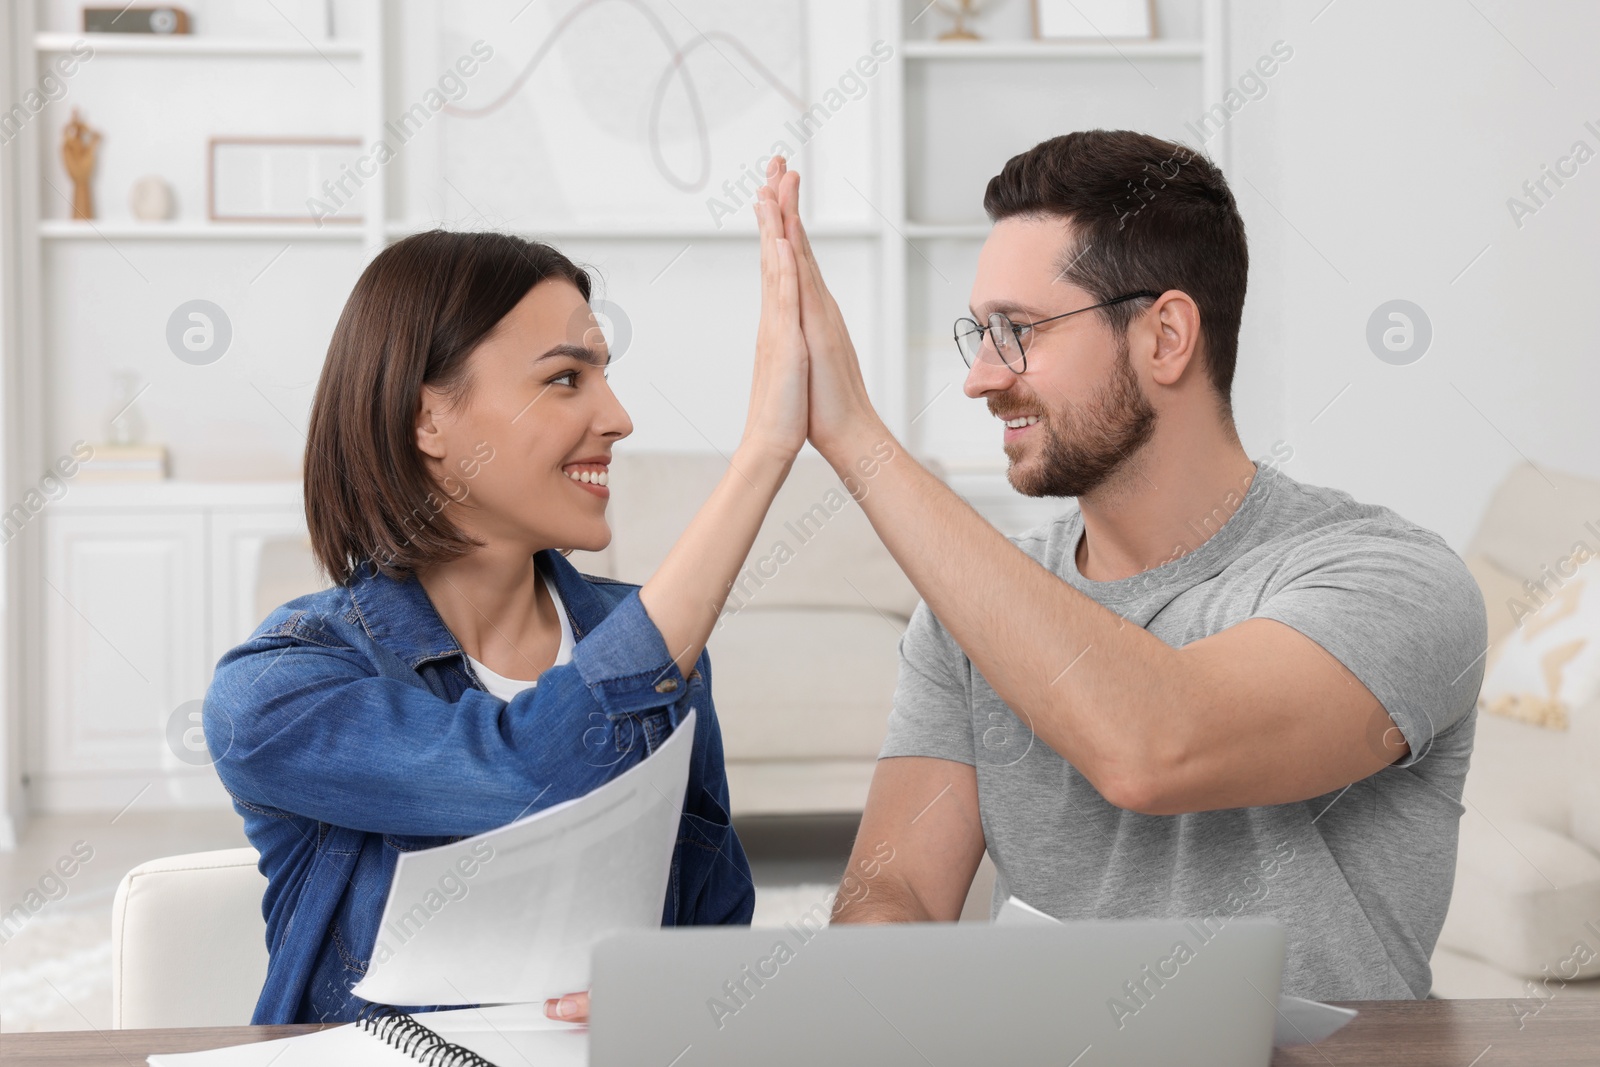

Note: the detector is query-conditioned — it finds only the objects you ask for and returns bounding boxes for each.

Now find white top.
[464,575,575,701]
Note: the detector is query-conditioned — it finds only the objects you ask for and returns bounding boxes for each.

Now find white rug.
[1,908,113,1032]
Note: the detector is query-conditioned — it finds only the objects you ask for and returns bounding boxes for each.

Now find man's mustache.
[989,398,1048,421]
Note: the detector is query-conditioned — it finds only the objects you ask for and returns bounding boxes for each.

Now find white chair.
[110,847,268,1029]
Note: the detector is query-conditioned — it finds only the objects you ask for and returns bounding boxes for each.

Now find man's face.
[963,215,1156,498]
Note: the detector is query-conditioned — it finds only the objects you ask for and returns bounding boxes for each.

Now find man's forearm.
[820,419,1195,805]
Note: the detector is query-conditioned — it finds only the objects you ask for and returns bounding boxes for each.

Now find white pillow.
[1478,554,1600,730]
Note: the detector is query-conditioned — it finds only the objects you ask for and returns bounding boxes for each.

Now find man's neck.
[1073,427,1259,583]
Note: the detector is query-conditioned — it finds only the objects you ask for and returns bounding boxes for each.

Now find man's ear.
[415,385,451,461]
[1144,290,1202,389]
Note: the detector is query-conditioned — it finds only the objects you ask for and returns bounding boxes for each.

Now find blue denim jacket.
[203,549,754,1024]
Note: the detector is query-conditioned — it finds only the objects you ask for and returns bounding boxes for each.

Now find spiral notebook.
[147,1003,586,1066]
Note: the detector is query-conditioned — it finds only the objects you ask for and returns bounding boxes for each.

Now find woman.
[203,165,807,1025]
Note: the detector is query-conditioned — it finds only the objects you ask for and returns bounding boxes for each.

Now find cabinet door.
[40,511,209,802]
[208,505,323,662]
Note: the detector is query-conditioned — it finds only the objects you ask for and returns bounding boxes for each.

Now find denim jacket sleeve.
[205,587,697,837]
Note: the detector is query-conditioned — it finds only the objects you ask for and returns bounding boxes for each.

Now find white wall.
[1224,0,1600,551]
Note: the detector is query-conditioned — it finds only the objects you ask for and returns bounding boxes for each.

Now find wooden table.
[1272,997,1599,1065]
[1,999,1594,1065]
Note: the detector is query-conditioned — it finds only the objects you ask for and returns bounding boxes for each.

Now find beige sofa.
[567,451,925,816]
[255,452,923,816]
[1430,461,1600,1000]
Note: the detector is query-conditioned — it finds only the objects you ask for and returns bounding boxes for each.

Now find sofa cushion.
[1466,552,1528,651]
[1464,711,1572,832]
[1466,462,1600,583]
[1478,555,1600,730]
[1567,690,1600,855]
[707,606,900,761]
[1437,815,1600,981]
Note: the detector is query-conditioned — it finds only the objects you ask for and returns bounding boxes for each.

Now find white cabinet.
[209,509,322,671]
[35,484,307,812]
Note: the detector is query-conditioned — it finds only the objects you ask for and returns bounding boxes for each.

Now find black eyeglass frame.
[954,290,1163,373]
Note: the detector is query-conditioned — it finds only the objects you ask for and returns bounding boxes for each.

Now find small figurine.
[62,108,101,220]
[934,0,995,41]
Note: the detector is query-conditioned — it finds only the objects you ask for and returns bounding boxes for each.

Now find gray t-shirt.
[879,461,1487,1000]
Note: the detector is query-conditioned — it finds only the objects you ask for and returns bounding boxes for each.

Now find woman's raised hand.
[738,159,808,464]
[760,157,877,459]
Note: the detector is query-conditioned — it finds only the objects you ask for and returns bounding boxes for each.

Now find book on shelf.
[78,444,168,481]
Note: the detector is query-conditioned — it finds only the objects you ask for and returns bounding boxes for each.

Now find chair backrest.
[110,847,268,1029]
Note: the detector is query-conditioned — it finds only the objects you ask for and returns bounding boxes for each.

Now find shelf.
[53,480,302,510]
[901,39,1204,60]
[34,32,363,58]
[39,220,366,241]
[384,220,884,241]
[42,219,883,243]
[904,222,991,240]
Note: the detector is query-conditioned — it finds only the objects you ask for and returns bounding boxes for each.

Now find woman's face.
[415,278,632,555]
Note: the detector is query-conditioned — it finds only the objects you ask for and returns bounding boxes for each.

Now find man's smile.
[998,412,1041,443]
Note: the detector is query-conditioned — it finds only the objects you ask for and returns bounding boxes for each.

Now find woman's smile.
[562,458,610,499]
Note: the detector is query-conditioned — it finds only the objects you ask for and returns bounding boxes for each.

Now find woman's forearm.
[638,442,794,676]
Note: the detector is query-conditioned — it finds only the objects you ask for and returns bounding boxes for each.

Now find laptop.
[589,918,1284,1066]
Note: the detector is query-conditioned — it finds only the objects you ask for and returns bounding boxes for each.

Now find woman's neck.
[417,543,562,681]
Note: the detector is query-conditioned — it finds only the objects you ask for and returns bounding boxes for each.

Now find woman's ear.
[415,385,451,461]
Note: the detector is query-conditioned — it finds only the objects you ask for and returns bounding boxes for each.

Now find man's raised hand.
[760,158,881,458]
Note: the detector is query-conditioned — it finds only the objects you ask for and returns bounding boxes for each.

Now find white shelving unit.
[5,1,390,825]
[34,31,365,58]
[38,220,366,240]
[1,0,1230,822]
[29,6,388,250]
[899,38,1207,59]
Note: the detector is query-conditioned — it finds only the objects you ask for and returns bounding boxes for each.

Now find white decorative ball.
[130,176,174,221]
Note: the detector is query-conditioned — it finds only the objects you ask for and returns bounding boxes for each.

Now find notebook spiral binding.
[355,1002,500,1067]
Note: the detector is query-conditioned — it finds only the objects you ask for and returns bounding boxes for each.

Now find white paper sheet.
[350,708,697,1006]
[993,895,1357,1048]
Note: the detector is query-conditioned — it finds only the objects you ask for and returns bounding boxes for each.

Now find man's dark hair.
[982,130,1248,412]
[304,229,592,585]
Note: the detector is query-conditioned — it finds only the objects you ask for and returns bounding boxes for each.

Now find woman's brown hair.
[304,229,592,586]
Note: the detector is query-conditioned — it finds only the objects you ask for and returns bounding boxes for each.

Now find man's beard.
[1001,342,1157,498]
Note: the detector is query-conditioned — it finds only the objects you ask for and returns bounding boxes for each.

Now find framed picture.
[207,137,364,223]
[1032,0,1155,40]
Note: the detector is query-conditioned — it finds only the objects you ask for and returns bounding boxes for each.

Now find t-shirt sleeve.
[1251,521,1489,767]
[877,598,977,765]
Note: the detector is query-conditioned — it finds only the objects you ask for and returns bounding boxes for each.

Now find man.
[773,130,1487,1001]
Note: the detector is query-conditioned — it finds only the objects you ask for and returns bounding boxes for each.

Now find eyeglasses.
[954,291,1161,373]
